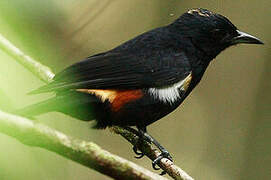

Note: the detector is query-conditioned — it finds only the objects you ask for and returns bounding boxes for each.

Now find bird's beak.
[232,30,264,45]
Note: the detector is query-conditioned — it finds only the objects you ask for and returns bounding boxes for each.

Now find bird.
[17,8,263,171]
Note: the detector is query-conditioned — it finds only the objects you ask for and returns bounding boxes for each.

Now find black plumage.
[18,8,263,171]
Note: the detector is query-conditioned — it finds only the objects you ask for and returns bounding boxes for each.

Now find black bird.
[18,8,263,170]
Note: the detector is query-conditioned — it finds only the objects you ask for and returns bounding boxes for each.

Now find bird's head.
[171,8,263,60]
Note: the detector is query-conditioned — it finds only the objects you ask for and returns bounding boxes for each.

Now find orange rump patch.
[76,89,143,111]
[111,90,143,112]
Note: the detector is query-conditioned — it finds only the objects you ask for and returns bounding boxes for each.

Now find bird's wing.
[30,50,191,94]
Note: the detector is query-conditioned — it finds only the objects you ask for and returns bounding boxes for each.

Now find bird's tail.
[15,92,97,121]
[15,97,61,119]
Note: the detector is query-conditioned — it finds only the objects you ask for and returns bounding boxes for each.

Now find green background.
[0,0,270,179]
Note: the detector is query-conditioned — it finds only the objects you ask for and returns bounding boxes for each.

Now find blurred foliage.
[0,0,270,180]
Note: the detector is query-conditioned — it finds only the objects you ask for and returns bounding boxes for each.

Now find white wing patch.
[148,72,192,104]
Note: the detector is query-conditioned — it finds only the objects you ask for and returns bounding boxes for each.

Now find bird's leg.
[137,126,173,172]
[123,127,147,159]
[124,126,173,174]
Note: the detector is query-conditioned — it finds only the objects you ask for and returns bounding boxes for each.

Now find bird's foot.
[152,150,173,170]
[133,146,144,159]
[124,126,173,175]
[132,134,152,158]
[152,150,173,175]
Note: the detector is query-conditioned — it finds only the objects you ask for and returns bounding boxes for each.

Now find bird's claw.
[160,170,167,176]
[133,146,144,159]
[152,156,162,170]
[152,150,173,171]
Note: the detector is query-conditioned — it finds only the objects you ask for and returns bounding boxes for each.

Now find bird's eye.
[211,29,227,41]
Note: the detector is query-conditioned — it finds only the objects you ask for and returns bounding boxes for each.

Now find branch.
[112,127,194,180]
[0,33,194,180]
[0,110,166,180]
[0,33,54,83]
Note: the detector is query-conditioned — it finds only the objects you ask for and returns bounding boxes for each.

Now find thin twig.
[0,34,54,83]
[0,33,194,180]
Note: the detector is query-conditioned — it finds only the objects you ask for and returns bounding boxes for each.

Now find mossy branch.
[0,33,194,180]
